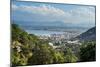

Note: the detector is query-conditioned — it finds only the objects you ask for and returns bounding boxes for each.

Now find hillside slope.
[75,27,96,41]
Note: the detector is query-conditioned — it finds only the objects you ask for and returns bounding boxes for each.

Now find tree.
[11,24,34,66]
[80,41,96,61]
[53,51,65,63]
[64,48,78,63]
[28,43,54,65]
[11,41,28,66]
[12,24,22,41]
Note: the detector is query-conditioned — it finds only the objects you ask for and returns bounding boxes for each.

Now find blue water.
[22,25,88,36]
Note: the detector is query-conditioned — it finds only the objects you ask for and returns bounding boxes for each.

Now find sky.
[11,1,96,28]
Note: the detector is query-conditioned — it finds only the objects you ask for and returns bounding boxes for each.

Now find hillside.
[11,24,79,66]
[75,27,96,41]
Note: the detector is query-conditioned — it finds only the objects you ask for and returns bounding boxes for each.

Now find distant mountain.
[13,20,93,30]
[75,27,96,41]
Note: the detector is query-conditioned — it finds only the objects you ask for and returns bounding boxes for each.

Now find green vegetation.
[11,24,96,66]
[64,48,78,63]
[80,41,96,61]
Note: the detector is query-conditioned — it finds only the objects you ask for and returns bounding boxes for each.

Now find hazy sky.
[11,1,96,28]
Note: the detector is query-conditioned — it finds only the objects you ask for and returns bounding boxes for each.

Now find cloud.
[12,4,18,9]
[11,3,95,27]
[63,6,95,24]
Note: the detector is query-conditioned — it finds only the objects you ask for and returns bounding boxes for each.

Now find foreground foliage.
[80,41,96,61]
[11,24,96,66]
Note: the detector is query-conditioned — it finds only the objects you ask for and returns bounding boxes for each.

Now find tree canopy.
[11,24,96,66]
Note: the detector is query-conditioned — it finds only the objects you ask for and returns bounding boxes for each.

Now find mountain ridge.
[75,26,96,41]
